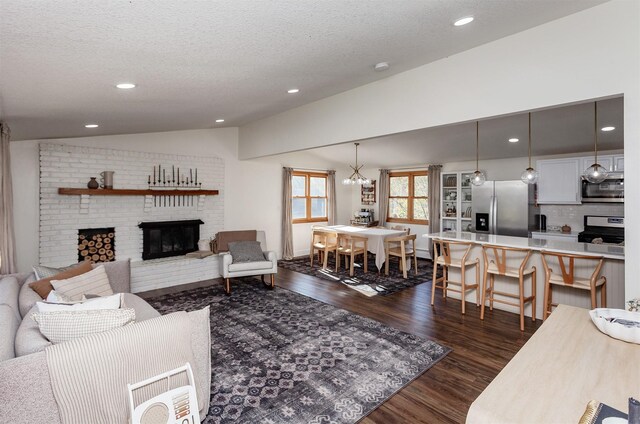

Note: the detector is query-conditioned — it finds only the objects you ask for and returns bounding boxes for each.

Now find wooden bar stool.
[337,234,368,276]
[384,234,418,279]
[431,239,480,315]
[480,245,536,331]
[309,229,338,270]
[540,251,606,320]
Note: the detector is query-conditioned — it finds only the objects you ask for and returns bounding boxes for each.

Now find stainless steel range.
[577,216,624,244]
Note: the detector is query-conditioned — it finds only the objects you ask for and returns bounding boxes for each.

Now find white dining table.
[318,225,406,270]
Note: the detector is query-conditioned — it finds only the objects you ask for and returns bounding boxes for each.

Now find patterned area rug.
[147,282,450,424]
[278,254,436,296]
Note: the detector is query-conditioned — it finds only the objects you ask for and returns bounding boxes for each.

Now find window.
[387,171,428,224]
[292,171,328,223]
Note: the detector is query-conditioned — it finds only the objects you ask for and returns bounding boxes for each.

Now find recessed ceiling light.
[454,16,474,26]
[215,119,225,123]
[508,138,519,143]
[287,88,299,94]
[601,126,615,132]
[374,62,390,72]
[84,124,99,128]
[116,83,136,89]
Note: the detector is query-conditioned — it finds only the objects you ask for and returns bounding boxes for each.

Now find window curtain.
[281,167,294,260]
[428,164,442,260]
[377,169,390,227]
[0,123,16,274]
[327,170,337,225]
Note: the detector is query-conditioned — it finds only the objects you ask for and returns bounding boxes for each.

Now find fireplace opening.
[138,220,203,260]
[78,228,115,263]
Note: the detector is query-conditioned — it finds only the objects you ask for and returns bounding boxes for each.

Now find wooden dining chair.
[337,234,368,276]
[480,245,536,331]
[310,229,338,270]
[386,225,410,251]
[390,225,410,235]
[384,234,417,279]
[540,251,606,320]
[431,239,480,315]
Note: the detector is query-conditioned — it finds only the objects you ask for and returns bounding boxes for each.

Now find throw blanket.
[213,229,257,253]
[45,311,195,424]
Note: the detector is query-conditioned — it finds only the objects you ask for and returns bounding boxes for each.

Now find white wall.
[10,128,283,273]
[237,0,640,300]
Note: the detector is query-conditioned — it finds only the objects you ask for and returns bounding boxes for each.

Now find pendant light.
[583,102,608,183]
[471,121,486,186]
[342,142,370,185]
[520,112,539,184]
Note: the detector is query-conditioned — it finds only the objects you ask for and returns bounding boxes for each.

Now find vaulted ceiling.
[1,0,606,140]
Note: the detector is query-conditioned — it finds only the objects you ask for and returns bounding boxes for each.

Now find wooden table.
[319,225,406,270]
[466,304,640,423]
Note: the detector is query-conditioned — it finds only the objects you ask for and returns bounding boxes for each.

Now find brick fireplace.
[39,143,225,292]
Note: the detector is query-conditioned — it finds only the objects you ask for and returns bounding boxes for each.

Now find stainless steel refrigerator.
[472,180,539,237]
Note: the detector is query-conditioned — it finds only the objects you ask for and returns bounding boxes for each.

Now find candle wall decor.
[147,164,204,207]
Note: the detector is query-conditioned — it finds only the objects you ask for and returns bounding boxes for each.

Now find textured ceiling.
[266,97,624,168]
[1,0,607,141]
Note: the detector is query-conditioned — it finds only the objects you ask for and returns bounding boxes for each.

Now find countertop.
[530,230,581,237]
[425,231,624,260]
[466,305,639,423]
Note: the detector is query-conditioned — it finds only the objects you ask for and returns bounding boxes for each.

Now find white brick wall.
[39,143,225,292]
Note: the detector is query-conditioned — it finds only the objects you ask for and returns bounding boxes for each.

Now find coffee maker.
[353,209,374,225]
[534,214,547,232]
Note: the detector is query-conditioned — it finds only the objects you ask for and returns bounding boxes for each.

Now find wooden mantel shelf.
[58,188,219,196]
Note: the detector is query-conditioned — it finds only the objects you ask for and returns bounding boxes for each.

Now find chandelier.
[342,142,370,185]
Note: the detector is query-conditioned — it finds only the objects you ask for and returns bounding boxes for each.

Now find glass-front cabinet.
[440,171,474,233]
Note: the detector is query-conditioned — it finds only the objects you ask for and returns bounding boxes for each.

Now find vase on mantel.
[87,177,99,189]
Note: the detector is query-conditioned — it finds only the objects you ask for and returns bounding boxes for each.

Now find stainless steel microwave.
[581,173,624,203]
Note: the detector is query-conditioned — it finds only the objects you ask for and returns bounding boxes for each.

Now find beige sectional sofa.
[0,260,211,423]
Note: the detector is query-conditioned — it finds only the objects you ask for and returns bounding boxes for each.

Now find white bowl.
[589,308,640,344]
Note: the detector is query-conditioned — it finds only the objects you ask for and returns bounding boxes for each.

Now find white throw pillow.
[37,293,122,313]
[31,308,135,343]
[45,290,75,304]
[51,265,113,301]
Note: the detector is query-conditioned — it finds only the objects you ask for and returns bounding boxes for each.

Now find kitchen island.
[425,231,625,318]
[466,304,639,423]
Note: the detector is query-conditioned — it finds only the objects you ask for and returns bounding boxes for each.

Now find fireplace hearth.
[138,220,204,260]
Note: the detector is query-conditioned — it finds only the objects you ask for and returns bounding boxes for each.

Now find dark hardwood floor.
[140,265,542,424]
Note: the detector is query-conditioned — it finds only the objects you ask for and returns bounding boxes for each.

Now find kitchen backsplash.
[540,203,624,232]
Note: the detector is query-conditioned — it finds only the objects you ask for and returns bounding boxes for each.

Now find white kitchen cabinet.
[613,155,624,172]
[536,158,581,204]
[580,155,614,173]
[579,154,624,172]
